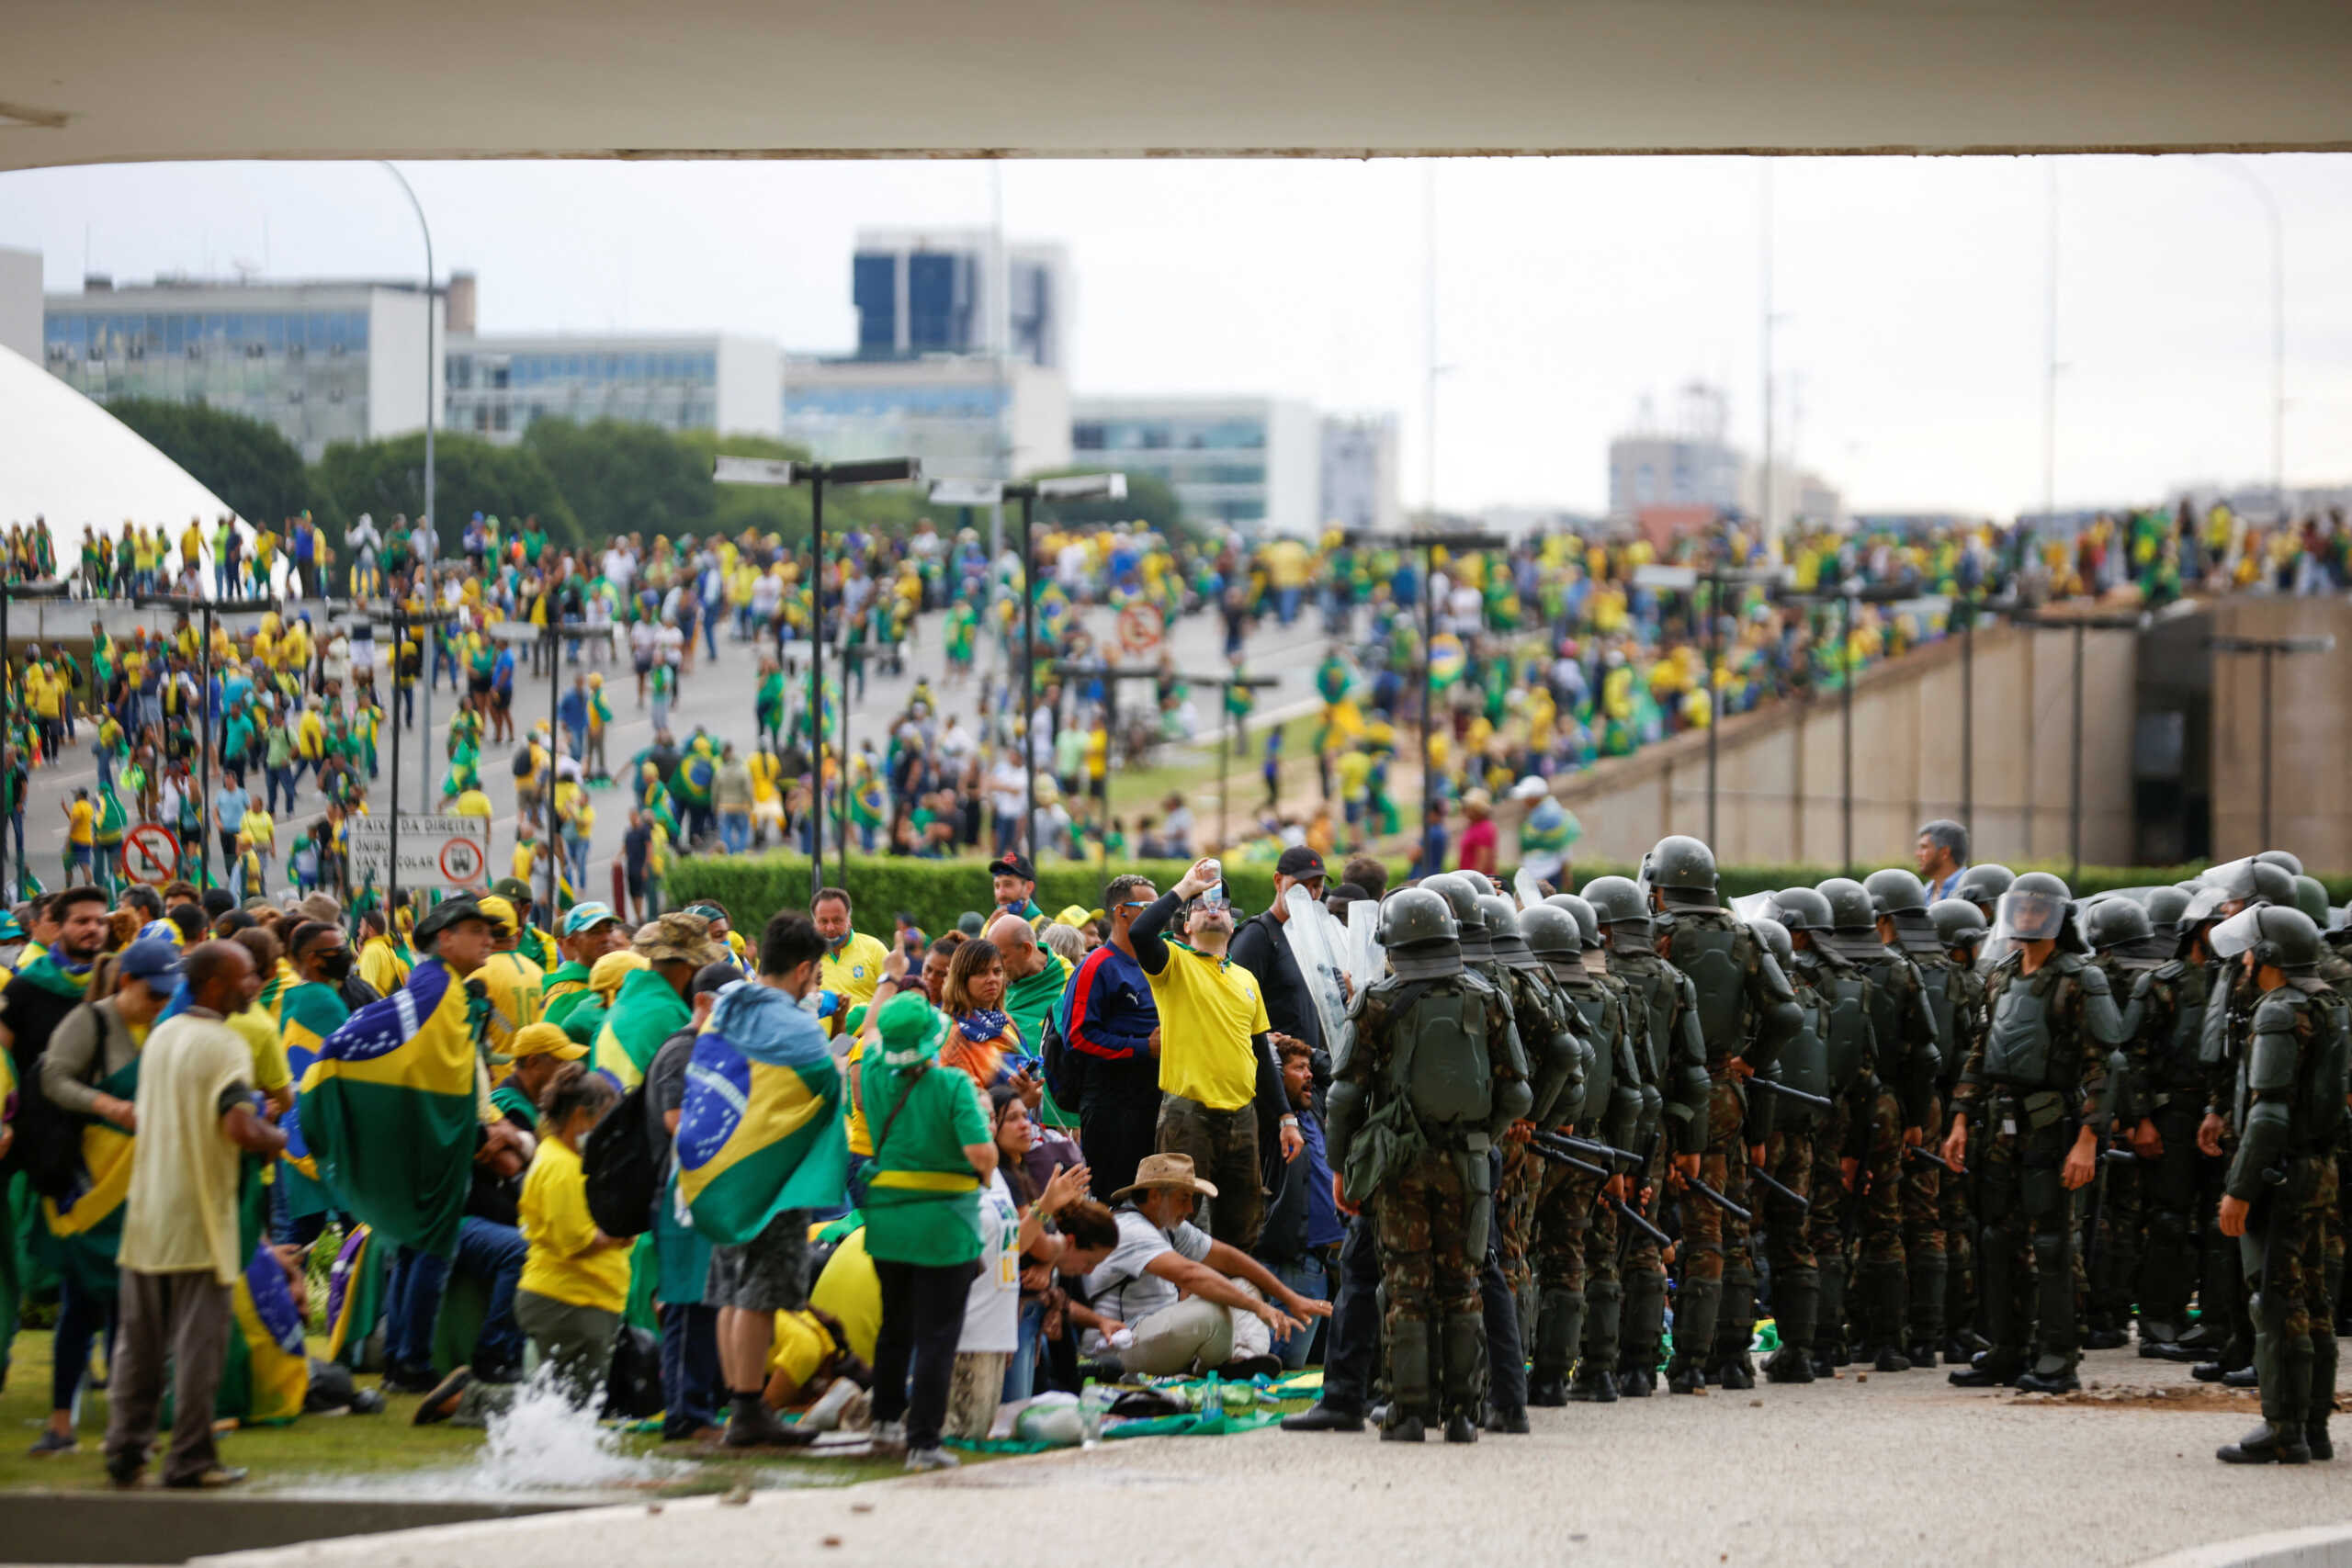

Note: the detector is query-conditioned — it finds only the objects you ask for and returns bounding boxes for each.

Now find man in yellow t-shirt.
[1126,858,1295,1248]
[812,887,890,1028]
[62,788,96,881]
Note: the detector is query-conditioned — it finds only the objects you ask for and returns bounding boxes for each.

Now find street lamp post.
[933,475,1127,866]
[717,456,922,904]
[369,604,456,926]
[380,162,438,804]
[2210,634,2333,850]
[0,579,70,902]
[134,590,279,892]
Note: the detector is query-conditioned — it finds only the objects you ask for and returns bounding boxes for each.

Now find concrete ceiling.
[6,0,2352,171]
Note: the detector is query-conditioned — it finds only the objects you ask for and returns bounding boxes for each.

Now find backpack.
[581,1080,658,1237]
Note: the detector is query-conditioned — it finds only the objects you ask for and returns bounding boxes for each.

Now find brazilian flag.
[676,987,846,1247]
[324,1223,386,1369]
[299,961,481,1259]
[277,979,349,1221]
[591,964,691,1091]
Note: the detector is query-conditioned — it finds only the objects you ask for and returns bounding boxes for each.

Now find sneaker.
[27,1428,79,1458]
[164,1466,249,1490]
[867,1418,908,1455]
[904,1446,959,1472]
[412,1368,473,1427]
[723,1404,814,1449]
[380,1361,443,1395]
[802,1378,860,1434]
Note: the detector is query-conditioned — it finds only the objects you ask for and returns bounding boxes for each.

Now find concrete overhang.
[5,0,2352,172]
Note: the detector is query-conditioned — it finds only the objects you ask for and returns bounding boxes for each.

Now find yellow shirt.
[357,936,412,998]
[454,788,493,818]
[1146,943,1272,1112]
[239,806,276,852]
[519,1137,630,1312]
[228,1005,292,1093]
[475,951,546,1054]
[67,799,94,845]
[820,932,892,1020]
[844,1036,874,1156]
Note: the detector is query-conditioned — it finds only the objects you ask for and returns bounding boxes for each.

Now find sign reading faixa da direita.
[346,816,493,893]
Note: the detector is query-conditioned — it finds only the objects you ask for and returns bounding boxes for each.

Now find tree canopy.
[310,433,582,554]
[104,398,314,525]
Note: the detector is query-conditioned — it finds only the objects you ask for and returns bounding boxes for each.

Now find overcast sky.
[4,154,2347,518]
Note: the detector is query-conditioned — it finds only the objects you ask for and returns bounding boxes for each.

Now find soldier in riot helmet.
[2081,897,2172,1349]
[1944,872,2128,1393]
[2207,905,2346,1463]
[1748,913,1829,1383]
[1478,888,1587,1424]
[1775,886,1880,1377]
[1583,873,1707,1396]
[1649,835,1800,1392]
[1954,863,2017,922]
[1522,899,1636,1405]
[1818,874,1940,1371]
[1928,897,1992,1361]
[1419,873,1537,1431]
[2120,886,2223,1360]
[1869,866,1962,1368]
[1326,887,1531,1444]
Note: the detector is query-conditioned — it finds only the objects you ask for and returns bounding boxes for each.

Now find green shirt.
[858,1058,990,1266]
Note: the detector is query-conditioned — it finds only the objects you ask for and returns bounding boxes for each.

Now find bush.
[673,852,2264,937]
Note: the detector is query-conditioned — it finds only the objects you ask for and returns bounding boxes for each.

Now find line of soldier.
[1293,835,2347,1465]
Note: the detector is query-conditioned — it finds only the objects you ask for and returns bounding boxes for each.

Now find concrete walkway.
[191,1347,2352,1568]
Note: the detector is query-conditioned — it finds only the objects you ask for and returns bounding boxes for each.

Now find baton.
[1905,1145,1955,1173]
[1745,1077,1834,1111]
[1684,1177,1751,1223]
[1608,1196,1673,1248]
[1533,1130,1644,1167]
[1525,1144,1611,1182]
[2102,1146,2142,1166]
[1747,1165,1811,1212]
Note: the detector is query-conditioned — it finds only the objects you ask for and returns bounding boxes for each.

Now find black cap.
[1276,846,1327,880]
[413,895,491,944]
[988,854,1036,882]
[690,961,741,998]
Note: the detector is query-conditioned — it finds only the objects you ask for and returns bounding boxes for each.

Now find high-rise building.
[1071,395,1320,536]
[1318,412,1400,535]
[1608,382,1745,516]
[851,229,1069,372]
[782,355,1069,480]
[42,276,440,463]
[446,332,781,442]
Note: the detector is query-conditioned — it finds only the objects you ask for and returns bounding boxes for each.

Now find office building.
[0,248,40,364]
[446,332,781,442]
[42,275,439,463]
[852,229,1070,372]
[782,355,1069,480]
[1071,394,1320,536]
[1319,412,1401,535]
[1608,382,1745,516]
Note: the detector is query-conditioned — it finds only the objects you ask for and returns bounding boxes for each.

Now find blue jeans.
[1267,1253,1333,1370]
[52,1273,118,1416]
[719,811,750,854]
[386,1220,527,1372]
[564,828,591,890]
[267,763,297,814]
[1003,1296,1045,1401]
[659,1302,723,1438]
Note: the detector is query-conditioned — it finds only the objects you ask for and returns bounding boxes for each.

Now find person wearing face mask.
[264,922,354,1250]
[813,888,888,1034]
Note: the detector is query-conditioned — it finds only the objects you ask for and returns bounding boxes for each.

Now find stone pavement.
[191,1347,2352,1568]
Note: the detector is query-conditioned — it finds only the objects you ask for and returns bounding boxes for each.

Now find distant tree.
[310,433,582,556]
[105,398,314,525]
[521,418,714,542]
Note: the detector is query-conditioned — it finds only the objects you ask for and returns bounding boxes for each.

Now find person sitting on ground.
[1075,1153,1326,1379]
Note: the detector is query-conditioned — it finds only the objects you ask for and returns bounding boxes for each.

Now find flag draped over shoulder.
[592,965,688,1090]
[298,960,480,1259]
[276,979,350,1215]
[677,982,846,1246]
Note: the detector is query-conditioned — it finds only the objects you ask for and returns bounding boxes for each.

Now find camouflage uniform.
[1838,938,1942,1367]
[1951,948,2123,1386]
[1329,965,1529,1435]
[1660,905,1799,1388]
[1756,942,1833,1382]
[1492,958,1574,1341]
[1607,946,1708,1390]
[1798,946,1883,1370]
[1939,958,1990,1355]
[2118,957,2211,1348]
[2086,945,2167,1341]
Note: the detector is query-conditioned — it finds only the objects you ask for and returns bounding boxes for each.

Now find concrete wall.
[1553,615,2140,871]
[2209,595,2352,869]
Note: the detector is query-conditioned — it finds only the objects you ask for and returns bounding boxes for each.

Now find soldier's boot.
[1763,1268,1818,1384]
[1569,1280,1621,1403]
[1618,1272,1665,1398]
[1667,1276,1719,1393]
[1529,1287,1583,1406]
[1863,1263,1911,1372]
[1711,1267,1757,1390]
[1441,1312,1487,1444]
[1381,1318,1434,1443]
[2307,1308,2338,1460]
[2219,1328,2310,1464]
[1814,1253,1849,1375]
[1905,1255,1946,1371]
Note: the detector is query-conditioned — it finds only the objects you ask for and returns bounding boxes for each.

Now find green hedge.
[670,853,2271,938]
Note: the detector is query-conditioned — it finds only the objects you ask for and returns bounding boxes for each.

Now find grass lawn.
[0,1330,914,1496]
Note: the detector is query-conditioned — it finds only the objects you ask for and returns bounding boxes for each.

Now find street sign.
[348,815,492,894]
[124,823,180,886]
[1118,603,1162,658]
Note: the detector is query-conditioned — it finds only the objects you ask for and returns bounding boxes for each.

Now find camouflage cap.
[633,911,724,969]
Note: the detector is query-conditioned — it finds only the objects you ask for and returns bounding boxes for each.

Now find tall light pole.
[1759,163,1775,540]
[380,161,437,811]
[2041,162,2061,528]
[2211,157,2287,517]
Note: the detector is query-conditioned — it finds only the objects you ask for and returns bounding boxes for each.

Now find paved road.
[12,597,1342,906]
[187,1347,2351,1568]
